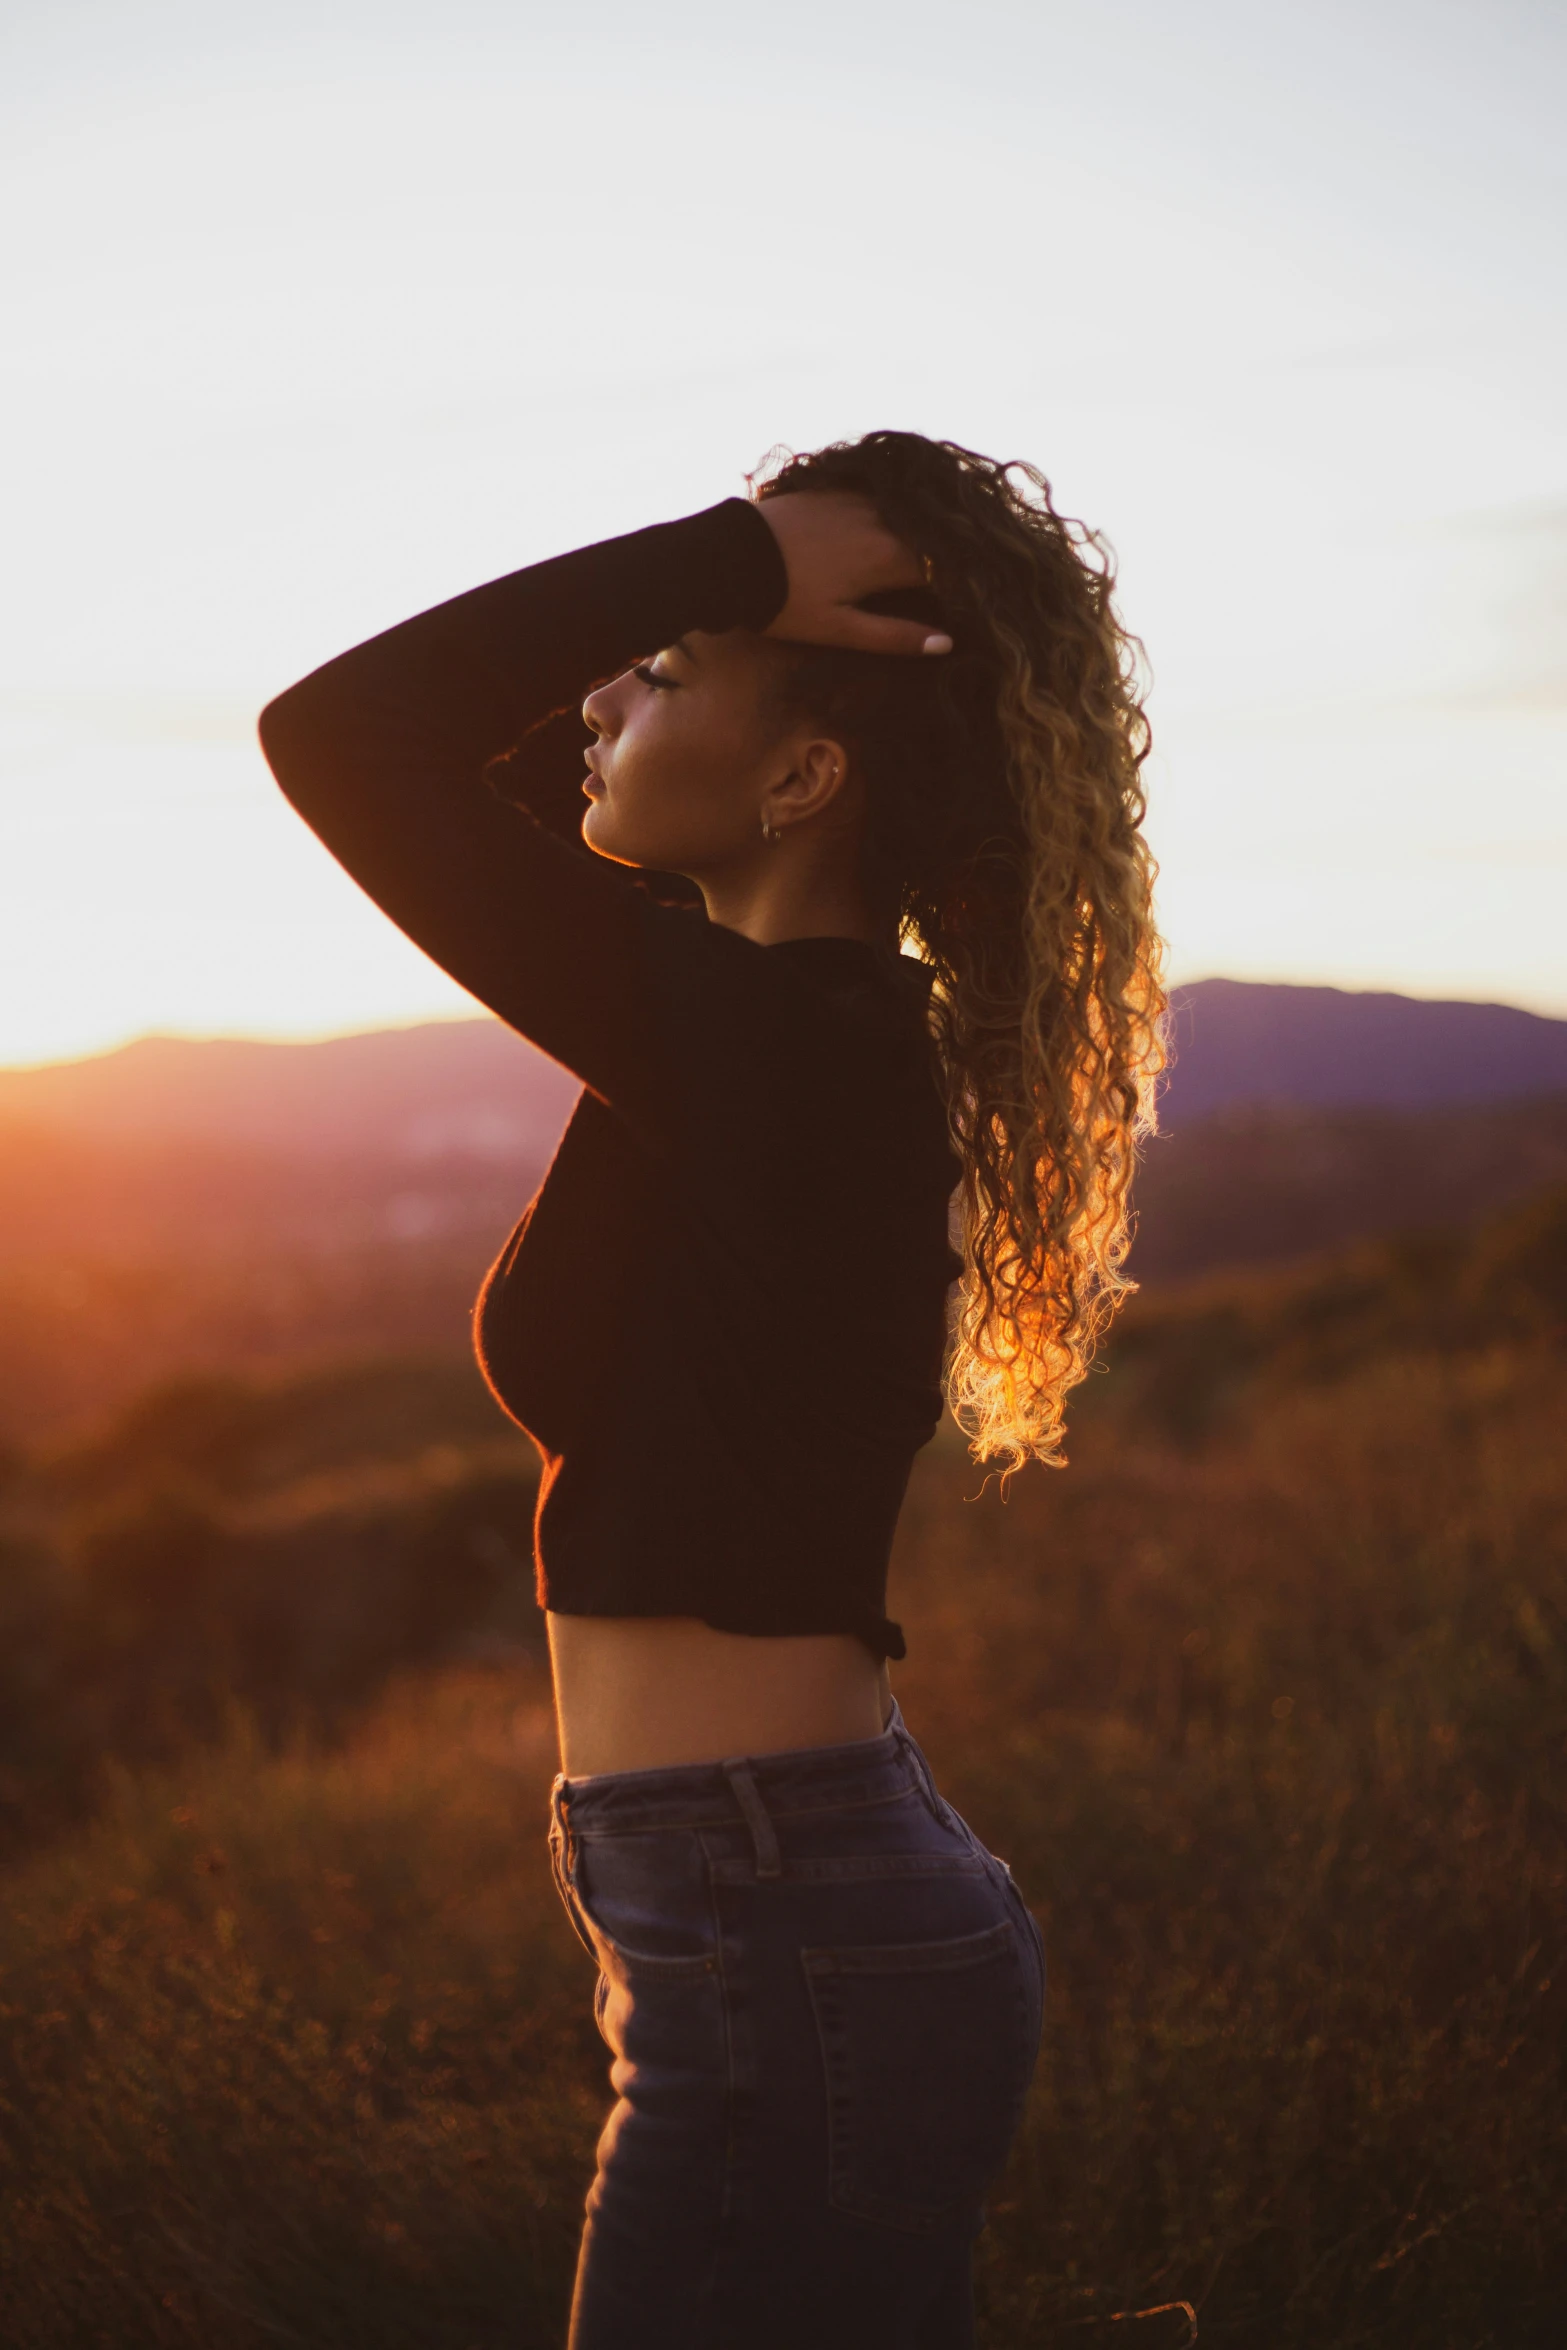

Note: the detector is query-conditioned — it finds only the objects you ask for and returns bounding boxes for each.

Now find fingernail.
[921,632,953,655]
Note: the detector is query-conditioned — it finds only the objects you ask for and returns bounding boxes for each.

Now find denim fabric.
[547,1697,1046,2350]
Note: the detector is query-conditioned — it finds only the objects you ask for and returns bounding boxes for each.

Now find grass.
[0,1676,587,2348]
[898,1351,1567,2345]
[1,1324,1564,2343]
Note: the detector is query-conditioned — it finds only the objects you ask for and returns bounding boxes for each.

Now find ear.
[763,732,855,833]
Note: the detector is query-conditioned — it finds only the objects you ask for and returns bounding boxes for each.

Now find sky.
[1,0,1563,1066]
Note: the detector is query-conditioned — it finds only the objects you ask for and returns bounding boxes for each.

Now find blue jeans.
[547,1697,1046,2349]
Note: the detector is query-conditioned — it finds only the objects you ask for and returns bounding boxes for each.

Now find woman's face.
[580,629,839,878]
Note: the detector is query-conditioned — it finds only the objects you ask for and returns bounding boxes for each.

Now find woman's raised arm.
[256,499,787,1108]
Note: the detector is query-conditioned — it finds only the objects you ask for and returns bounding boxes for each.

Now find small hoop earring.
[761,813,782,845]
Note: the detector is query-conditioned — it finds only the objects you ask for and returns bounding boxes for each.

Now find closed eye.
[633,660,678,691]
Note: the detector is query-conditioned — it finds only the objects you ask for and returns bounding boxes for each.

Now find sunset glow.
[2,0,1564,1065]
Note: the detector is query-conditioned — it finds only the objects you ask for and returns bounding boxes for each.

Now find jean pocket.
[570,1854,718,1983]
[803,1917,1036,2235]
[582,1928,717,1984]
[547,1822,600,1962]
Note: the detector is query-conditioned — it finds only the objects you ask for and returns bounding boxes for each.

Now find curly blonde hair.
[754,432,1166,1474]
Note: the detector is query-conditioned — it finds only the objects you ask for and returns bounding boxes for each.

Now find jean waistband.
[549,1694,940,1845]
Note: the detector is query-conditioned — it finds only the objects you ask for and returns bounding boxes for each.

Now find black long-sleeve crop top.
[257,496,962,1659]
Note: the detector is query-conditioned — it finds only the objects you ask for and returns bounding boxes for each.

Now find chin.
[581,801,644,869]
[580,799,618,854]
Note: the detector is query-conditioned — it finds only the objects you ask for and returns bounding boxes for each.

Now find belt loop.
[721,1758,782,1879]
[894,1720,945,1825]
[551,1778,578,1885]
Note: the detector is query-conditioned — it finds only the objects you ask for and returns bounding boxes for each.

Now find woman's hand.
[756,492,953,657]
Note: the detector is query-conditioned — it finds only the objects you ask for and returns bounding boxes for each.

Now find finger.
[855,524,926,588]
[825,608,953,658]
[841,522,926,595]
[761,491,925,594]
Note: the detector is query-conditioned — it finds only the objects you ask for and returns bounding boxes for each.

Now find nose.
[582,680,617,739]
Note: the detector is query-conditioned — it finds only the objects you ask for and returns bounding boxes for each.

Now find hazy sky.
[2,0,1563,1065]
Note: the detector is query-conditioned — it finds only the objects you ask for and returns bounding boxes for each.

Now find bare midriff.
[546,1614,893,1778]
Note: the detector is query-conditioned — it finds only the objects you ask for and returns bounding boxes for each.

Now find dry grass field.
[1,1197,1564,2346]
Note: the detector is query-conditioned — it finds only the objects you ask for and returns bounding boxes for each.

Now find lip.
[582,754,604,797]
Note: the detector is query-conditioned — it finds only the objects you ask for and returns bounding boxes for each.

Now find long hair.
[753,431,1166,1475]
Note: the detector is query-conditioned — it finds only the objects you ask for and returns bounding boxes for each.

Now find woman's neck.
[696,846,881,948]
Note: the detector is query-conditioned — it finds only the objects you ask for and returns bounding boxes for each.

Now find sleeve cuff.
[664,497,790,635]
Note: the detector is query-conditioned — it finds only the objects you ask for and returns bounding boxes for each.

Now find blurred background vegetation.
[2,990,1565,2343]
[1,1174,1563,2344]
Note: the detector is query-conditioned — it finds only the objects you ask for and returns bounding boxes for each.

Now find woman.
[259,429,1164,2347]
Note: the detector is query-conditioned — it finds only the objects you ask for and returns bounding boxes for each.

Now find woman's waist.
[547,1691,1012,1985]
[546,1611,893,1781]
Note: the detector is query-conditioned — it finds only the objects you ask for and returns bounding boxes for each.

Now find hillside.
[3,981,1566,1443]
[0,1020,578,1160]
[3,1179,1560,1851]
[1,1186,1563,2345]
[1160,976,1567,1122]
[1129,1091,1567,1282]
[4,978,1565,1145]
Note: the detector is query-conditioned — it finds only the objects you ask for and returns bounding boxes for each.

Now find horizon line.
[4,973,1567,1079]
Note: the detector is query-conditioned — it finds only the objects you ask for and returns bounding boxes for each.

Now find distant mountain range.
[1159,980,1567,1124]
[3,980,1564,1154]
[0,1018,577,1163]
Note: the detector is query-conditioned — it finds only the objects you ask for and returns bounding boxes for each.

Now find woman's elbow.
[257,677,331,811]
